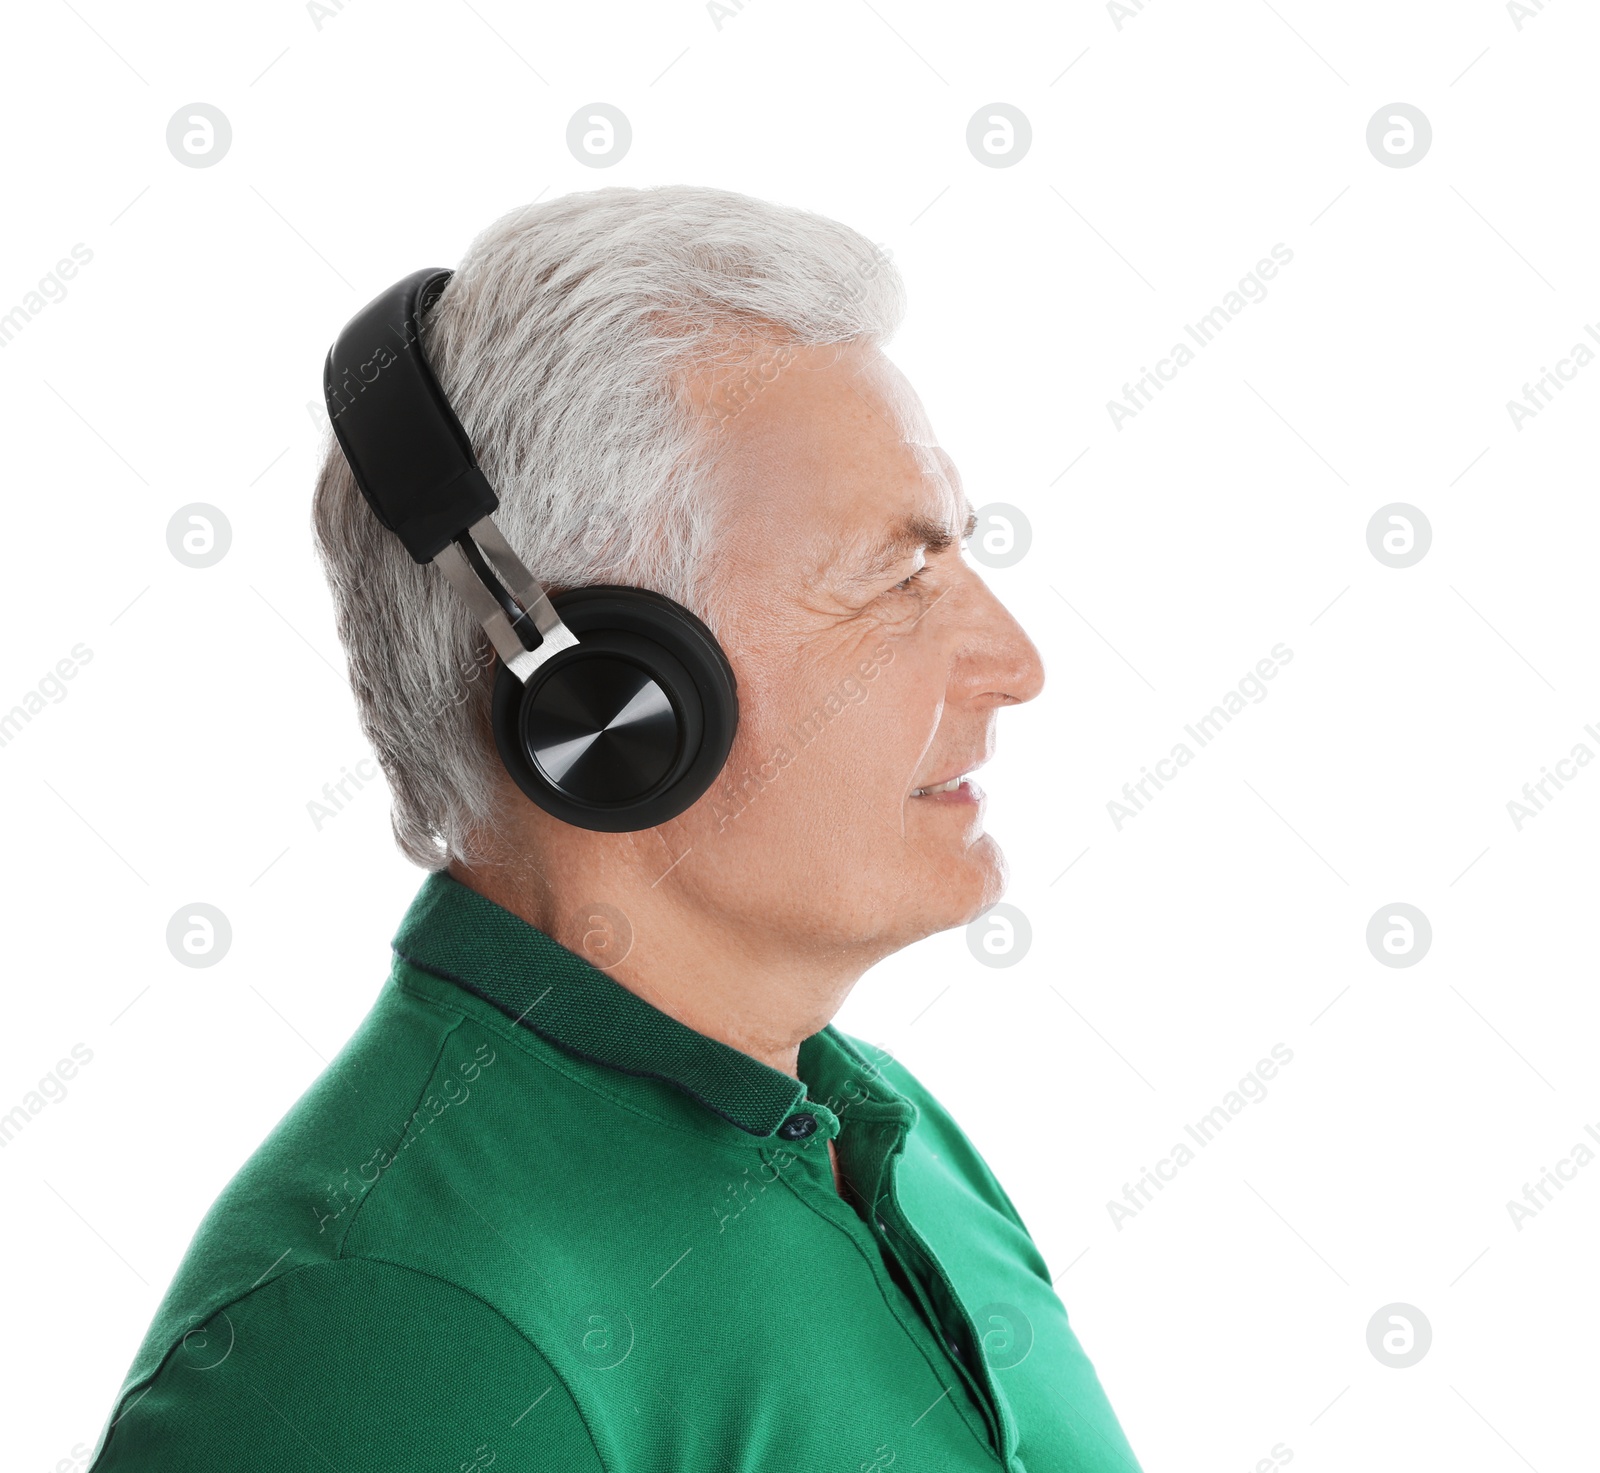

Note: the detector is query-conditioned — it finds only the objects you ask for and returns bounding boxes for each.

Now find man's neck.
[447,857,864,1078]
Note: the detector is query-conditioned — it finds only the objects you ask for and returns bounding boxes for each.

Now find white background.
[2,2,1596,1469]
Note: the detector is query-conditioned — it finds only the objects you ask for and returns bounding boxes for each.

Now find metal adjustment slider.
[431,515,580,683]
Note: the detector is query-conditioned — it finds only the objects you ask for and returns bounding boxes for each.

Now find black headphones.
[323,268,739,833]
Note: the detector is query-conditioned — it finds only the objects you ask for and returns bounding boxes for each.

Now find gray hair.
[311,184,906,870]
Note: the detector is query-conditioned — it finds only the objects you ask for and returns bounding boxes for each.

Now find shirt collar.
[392,869,824,1138]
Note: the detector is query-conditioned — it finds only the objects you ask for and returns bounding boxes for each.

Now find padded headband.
[322,266,497,562]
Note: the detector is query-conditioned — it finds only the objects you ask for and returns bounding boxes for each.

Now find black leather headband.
[322,267,497,563]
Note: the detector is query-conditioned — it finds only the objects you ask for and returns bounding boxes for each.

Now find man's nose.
[952,570,1046,706]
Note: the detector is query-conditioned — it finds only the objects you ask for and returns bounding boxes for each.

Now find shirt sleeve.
[89,1257,606,1473]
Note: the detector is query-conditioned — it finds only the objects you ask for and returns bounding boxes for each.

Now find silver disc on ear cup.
[522,654,679,803]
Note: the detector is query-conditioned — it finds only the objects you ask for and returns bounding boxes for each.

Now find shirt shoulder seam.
[332,1011,465,1257]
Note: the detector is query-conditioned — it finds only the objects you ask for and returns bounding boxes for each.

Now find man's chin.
[966,838,1010,920]
[925,835,1010,935]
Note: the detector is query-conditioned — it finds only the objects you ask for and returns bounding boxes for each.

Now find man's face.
[659,339,1046,960]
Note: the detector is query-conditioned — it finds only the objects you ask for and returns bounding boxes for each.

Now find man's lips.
[909,776,984,805]
[910,761,987,802]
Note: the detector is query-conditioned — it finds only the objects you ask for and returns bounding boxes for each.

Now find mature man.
[89,186,1142,1471]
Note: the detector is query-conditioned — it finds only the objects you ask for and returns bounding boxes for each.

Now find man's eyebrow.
[852,506,978,578]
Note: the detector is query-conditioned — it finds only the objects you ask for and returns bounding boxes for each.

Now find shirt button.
[777,1112,818,1141]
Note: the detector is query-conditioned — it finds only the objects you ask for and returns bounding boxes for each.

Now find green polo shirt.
[89,872,1141,1472]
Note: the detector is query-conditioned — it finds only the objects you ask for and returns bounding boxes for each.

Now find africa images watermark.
[714,1038,897,1233]
[313,1039,497,1234]
[706,0,763,30]
[713,1143,804,1232]
[322,286,436,428]
[0,642,95,751]
[1106,244,1294,430]
[1505,1121,1600,1230]
[1107,0,1158,30]
[1507,0,1561,31]
[306,638,497,831]
[1504,317,1600,430]
[707,640,894,831]
[307,758,381,832]
[1107,1043,1295,1230]
[1504,720,1600,831]
[306,0,359,29]
[702,339,801,429]
[1107,642,1294,830]
[0,242,93,350]
[0,1043,95,1149]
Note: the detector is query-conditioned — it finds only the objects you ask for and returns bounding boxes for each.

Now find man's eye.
[892,565,929,593]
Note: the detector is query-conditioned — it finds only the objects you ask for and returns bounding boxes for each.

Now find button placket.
[839,1121,1000,1455]
[771,1106,1001,1457]
[876,1153,1015,1462]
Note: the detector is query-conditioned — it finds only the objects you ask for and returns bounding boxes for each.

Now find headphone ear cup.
[490,586,738,833]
